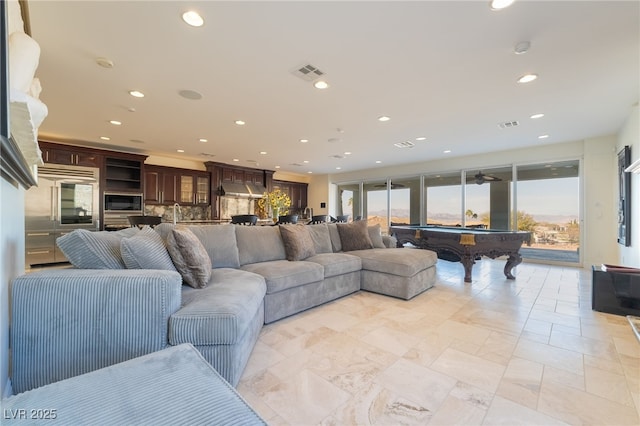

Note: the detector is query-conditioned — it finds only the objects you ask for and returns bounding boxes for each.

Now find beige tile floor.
[237,260,640,425]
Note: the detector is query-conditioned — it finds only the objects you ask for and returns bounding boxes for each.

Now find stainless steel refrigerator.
[25,163,100,267]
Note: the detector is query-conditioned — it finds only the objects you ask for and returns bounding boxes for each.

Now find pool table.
[390,225,532,283]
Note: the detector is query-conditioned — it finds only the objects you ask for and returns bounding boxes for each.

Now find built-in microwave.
[104,192,143,212]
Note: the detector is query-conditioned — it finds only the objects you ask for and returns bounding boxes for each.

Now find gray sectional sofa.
[10,221,437,395]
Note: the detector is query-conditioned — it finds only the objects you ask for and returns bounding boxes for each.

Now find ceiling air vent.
[498,120,520,129]
[292,63,324,81]
[199,153,216,158]
[289,163,303,167]
[330,154,345,159]
[394,141,415,148]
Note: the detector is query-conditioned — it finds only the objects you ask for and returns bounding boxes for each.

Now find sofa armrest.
[10,269,182,394]
[382,235,398,248]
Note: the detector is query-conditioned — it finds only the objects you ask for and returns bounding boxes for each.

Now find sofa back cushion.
[235,225,286,266]
[155,224,240,269]
[57,227,140,269]
[307,223,333,254]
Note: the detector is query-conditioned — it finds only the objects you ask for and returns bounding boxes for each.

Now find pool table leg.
[461,255,474,283]
[504,253,522,280]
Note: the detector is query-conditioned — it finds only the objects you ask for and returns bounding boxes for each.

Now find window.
[424,172,462,226]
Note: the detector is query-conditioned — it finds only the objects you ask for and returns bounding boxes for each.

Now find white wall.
[616,105,640,267]
[310,137,622,268]
[0,179,25,397]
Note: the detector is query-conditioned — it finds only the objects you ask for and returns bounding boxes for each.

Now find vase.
[272,207,279,223]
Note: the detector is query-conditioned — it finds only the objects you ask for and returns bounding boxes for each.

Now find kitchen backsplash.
[144,205,211,222]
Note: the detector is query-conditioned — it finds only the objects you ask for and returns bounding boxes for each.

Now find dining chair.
[277,215,298,224]
[231,215,258,225]
[128,215,162,228]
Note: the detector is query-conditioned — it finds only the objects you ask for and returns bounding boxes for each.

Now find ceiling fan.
[373,182,406,189]
[474,171,502,185]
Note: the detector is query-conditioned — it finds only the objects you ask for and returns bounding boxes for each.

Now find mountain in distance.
[369,209,579,225]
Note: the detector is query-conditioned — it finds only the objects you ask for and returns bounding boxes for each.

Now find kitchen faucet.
[303,206,313,219]
[173,203,181,225]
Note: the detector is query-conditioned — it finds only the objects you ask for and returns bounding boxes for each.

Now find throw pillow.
[279,224,316,261]
[56,227,140,269]
[307,223,333,254]
[121,226,177,271]
[368,224,386,248]
[336,220,373,251]
[166,227,212,289]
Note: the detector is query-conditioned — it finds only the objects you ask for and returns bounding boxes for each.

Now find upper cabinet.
[145,165,209,206]
[144,166,178,204]
[39,141,102,168]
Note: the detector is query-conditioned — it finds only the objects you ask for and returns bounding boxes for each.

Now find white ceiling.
[27,1,639,175]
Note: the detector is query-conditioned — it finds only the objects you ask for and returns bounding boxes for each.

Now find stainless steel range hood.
[246,182,266,198]
[220,182,251,197]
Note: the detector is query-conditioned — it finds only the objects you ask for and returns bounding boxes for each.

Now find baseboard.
[3,377,13,398]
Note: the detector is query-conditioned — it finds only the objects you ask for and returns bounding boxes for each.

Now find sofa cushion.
[236,225,286,266]
[337,220,373,251]
[56,227,139,269]
[279,224,316,261]
[170,268,266,345]
[155,224,241,269]
[326,223,342,252]
[167,227,212,289]
[307,223,333,254]
[241,260,324,294]
[121,226,177,271]
[368,224,386,249]
[349,247,438,277]
[306,253,362,278]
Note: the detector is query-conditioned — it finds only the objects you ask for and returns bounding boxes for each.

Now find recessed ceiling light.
[129,90,144,98]
[530,113,545,119]
[538,134,549,139]
[303,160,309,163]
[443,150,451,154]
[260,151,267,155]
[199,138,208,142]
[177,149,185,153]
[100,136,110,141]
[378,116,390,122]
[344,151,352,155]
[514,41,531,55]
[313,80,329,89]
[182,11,204,27]
[178,89,203,100]
[517,73,538,84]
[109,120,121,125]
[307,171,313,174]
[336,167,342,170]
[375,160,382,164]
[490,0,515,11]
[300,139,308,143]
[95,57,114,68]
[233,159,240,162]
[235,120,246,126]
[415,137,427,141]
[275,165,281,169]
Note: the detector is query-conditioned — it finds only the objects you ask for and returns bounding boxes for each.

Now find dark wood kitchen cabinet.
[39,141,102,168]
[104,154,145,192]
[145,165,209,206]
[273,180,308,211]
[144,166,178,205]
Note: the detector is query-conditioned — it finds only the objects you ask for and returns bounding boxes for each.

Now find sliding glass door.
[516,160,580,263]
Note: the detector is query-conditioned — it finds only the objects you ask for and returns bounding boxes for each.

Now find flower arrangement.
[256,189,291,219]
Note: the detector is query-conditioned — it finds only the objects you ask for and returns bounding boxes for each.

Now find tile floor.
[237,259,640,425]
